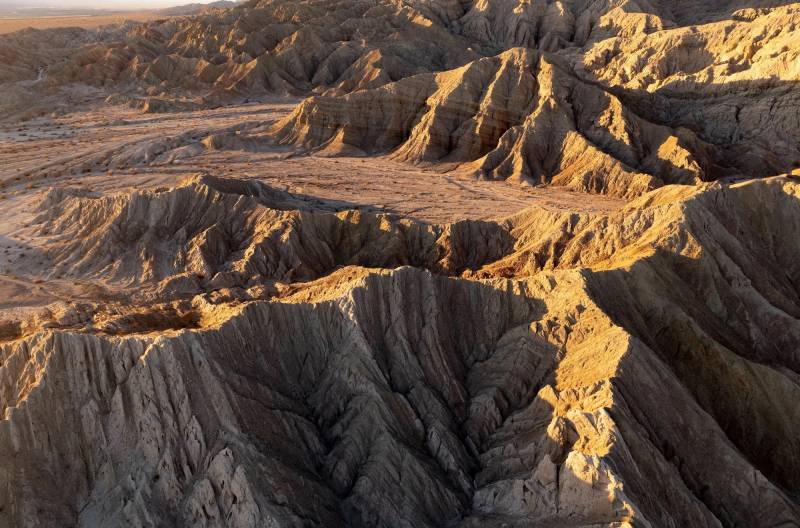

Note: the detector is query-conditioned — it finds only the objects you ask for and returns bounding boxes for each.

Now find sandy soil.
[0,101,624,220]
[0,100,625,309]
[0,12,169,35]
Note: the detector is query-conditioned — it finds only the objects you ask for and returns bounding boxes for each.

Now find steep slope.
[0,0,484,120]
[578,3,800,178]
[272,48,714,198]
[2,175,800,527]
[454,0,800,51]
[268,2,800,196]
[455,0,671,51]
[3,0,800,197]
[12,0,476,100]
[31,174,513,291]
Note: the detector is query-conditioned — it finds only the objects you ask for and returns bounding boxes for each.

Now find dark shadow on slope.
[32,175,517,297]
[604,78,800,180]
[585,249,800,506]
[167,269,553,527]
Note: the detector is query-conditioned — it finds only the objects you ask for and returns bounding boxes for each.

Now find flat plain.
[0,12,169,35]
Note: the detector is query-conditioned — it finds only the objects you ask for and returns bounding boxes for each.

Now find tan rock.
[3,175,800,526]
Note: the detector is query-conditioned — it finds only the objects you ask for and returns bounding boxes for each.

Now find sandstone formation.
[3,0,800,526]
[3,174,800,527]
[269,2,800,195]
[2,1,800,194]
[272,48,713,198]
[0,0,477,101]
[576,3,800,179]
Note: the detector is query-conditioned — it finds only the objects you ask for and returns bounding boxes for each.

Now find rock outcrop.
[3,1,800,525]
[3,175,800,527]
[272,48,714,198]
[3,0,800,196]
[6,0,476,98]
[577,3,800,179]
[31,174,513,289]
[266,1,800,196]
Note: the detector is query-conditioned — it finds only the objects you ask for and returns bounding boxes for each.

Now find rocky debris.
[3,175,800,526]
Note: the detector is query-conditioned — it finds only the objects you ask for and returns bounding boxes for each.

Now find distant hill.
[157,0,240,16]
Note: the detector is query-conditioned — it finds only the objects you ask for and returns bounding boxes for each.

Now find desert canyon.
[1,1,800,527]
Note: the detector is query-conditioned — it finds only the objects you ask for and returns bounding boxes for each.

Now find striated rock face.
[3,175,800,527]
[4,1,800,525]
[31,174,513,288]
[260,1,800,197]
[272,48,713,198]
[0,0,477,99]
[576,4,800,180]
[0,0,479,120]
[6,0,790,101]
[3,0,800,196]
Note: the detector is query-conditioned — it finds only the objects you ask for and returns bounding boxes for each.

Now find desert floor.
[0,12,170,35]
[0,100,624,311]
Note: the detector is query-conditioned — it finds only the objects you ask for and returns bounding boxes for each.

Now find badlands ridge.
[3,175,800,526]
[2,0,800,188]
[1,0,800,527]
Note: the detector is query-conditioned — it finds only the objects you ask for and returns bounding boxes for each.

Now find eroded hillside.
[2,174,800,527]
[2,0,800,195]
[2,0,800,527]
